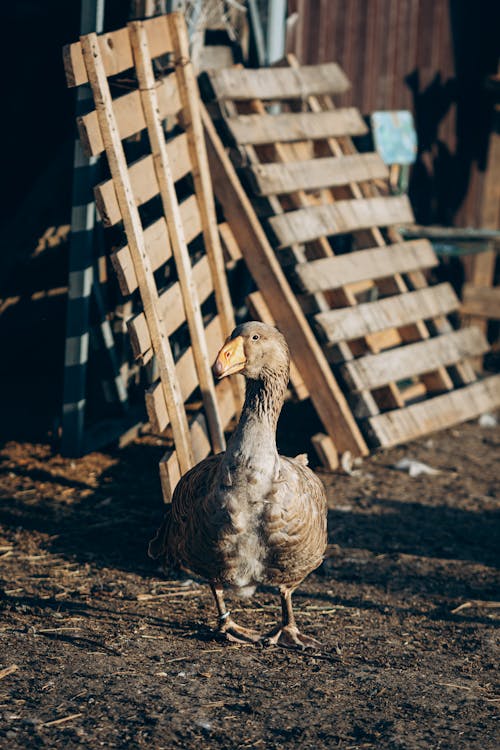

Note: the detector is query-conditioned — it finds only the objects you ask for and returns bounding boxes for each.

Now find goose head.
[213,321,290,382]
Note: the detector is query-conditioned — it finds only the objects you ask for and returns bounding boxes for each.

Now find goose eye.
[252,334,260,341]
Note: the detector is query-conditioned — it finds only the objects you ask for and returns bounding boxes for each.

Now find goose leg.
[210,584,260,644]
[262,586,321,650]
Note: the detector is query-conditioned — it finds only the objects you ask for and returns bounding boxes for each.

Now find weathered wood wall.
[288,0,500,229]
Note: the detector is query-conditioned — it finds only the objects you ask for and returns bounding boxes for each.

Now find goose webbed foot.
[218,616,260,644]
[261,585,321,651]
[261,624,321,650]
[210,584,260,645]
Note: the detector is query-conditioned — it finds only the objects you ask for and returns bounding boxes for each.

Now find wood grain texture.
[146,316,226,433]
[462,284,500,319]
[249,153,389,195]
[77,73,181,157]
[127,242,213,364]
[295,239,438,292]
[315,283,459,343]
[110,195,201,297]
[64,16,173,88]
[208,62,350,101]
[342,328,489,391]
[226,109,368,145]
[368,374,500,447]
[269,196,414,247]
[95,133,191,226]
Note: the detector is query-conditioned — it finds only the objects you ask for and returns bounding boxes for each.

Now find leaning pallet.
[203,58,500,452]
[64,13,243,500]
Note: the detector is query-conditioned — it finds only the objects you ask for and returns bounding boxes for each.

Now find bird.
[149,321,327,648]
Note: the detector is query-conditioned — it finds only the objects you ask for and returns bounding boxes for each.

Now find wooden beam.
[94,133,192,226]
[462,284,500,319]
[368,375,500,448]
[77,73,182,157]
[315,284,459,343]
[64,16,173,87]
[110,195,201,296]
[269,196,414,247]
[249,153,389,196]
[129,19,225,454]
[168,12,243,408]
[207,62,350,101]
[342,328,489,392]
[225,108,368,146]
[295,239,438,293]
[128,254,214,363]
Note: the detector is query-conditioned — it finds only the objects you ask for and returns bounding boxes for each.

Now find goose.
[149,321,327,648]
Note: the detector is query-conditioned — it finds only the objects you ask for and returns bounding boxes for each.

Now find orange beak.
[213,336,246,379]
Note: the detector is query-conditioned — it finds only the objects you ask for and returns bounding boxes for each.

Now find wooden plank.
[146,315,225,433]
[159,377,235,501]
[218,221,242,262]
[270,196,414,247]
[462,284,500,319]
[77,72,181,157]
[95,132,192,226]
[128,243,214,364]
[110,194,201,296]
[248,153,389,196]
[80,32,194,473]
[342,328,489,392]
[368,374,500,448]
[311,433,339,471]
[207,62,350,101]
[202,102,369,457]
[168,12,243,408]
[225,108,368,145]
[64,16,173,88]
[295,239,438,293]
[316,283,459,343]
[129,18,226,454]
[247,291,309,401]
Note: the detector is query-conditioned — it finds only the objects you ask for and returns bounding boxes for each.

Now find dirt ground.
[0,415,498,749]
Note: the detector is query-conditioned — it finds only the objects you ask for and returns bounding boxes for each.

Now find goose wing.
[263,455,327,586]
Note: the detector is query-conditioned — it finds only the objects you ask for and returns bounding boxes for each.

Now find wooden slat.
[80,32,194,473]
[111,194,201,296]
[95,132,192,226]
[64,16,173,88]
[168,12,243,409]
[270,196,414,247]
[316,284,459,343]
[77,73,181,157]
[462,284,500,319]
[249,153,389,196]
[368,375,500,448]
[295,239,438,293]
[226,108,368,146]
[202,103,369,456]
[207,62,350,101]
[246,291,309,401]
[342,328,489,392]
[146,315,225,433]
[128,241,214,364]
[159,377,235,501]
[218,221,242,262]
[129,18,226,455]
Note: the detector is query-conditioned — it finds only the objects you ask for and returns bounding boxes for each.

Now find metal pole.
[61,0,105,456]
[266,0,286,64]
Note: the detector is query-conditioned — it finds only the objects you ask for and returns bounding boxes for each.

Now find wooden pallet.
[64,13,243,500]
[204,58,500,451]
